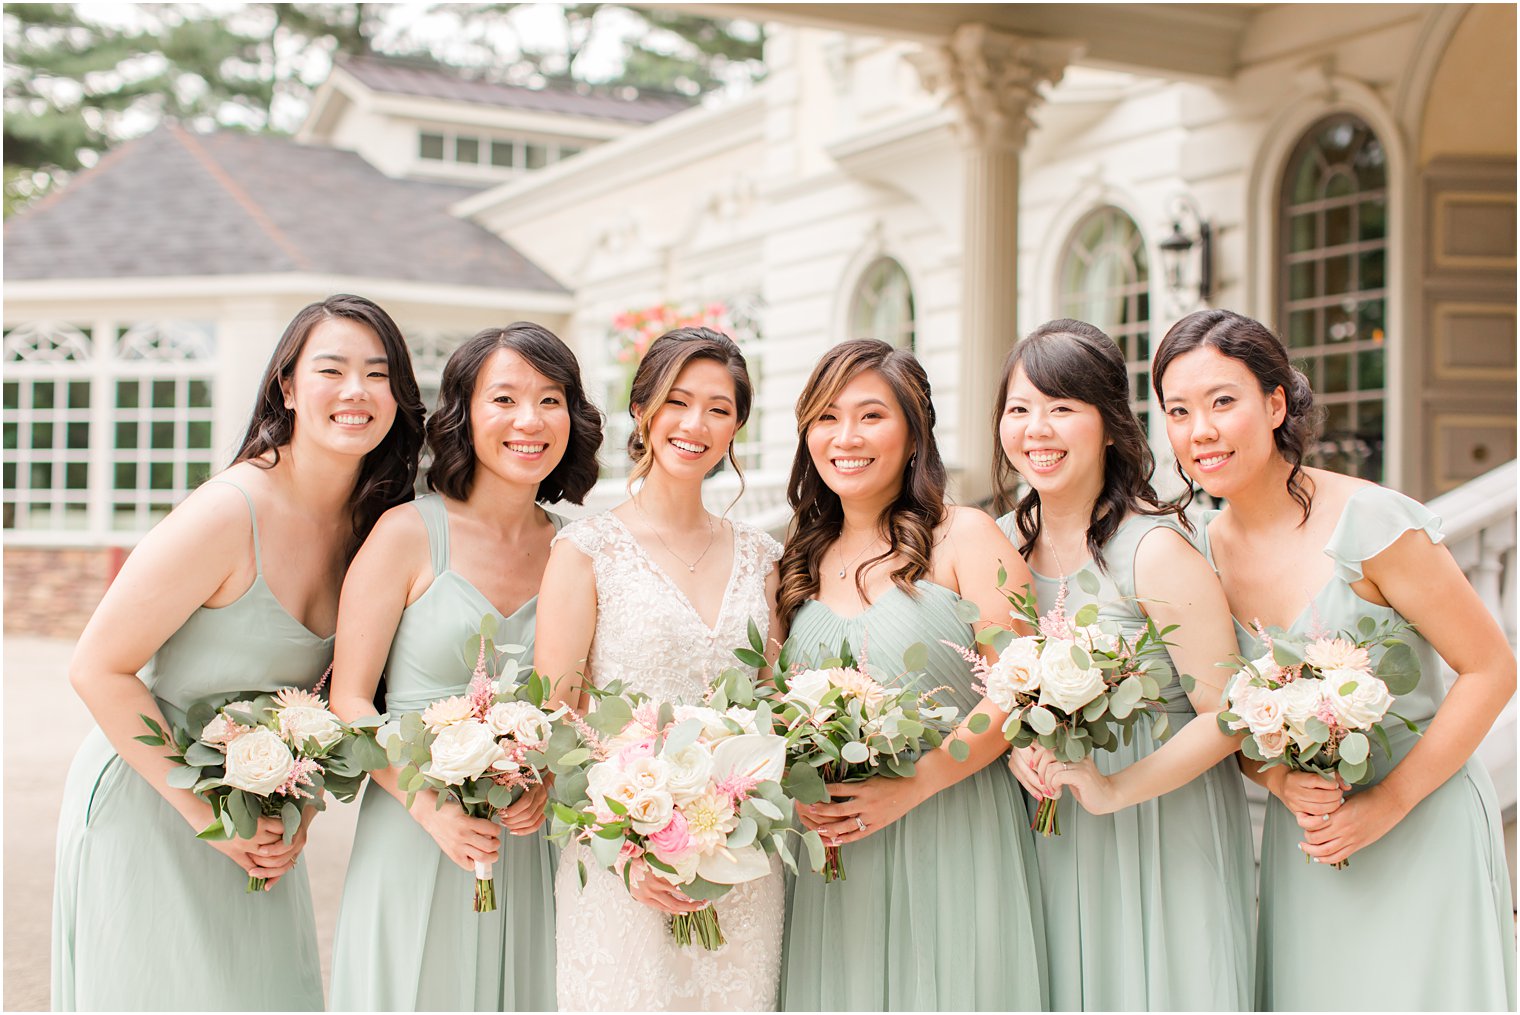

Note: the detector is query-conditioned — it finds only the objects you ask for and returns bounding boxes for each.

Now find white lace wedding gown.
[552,511,786,1012]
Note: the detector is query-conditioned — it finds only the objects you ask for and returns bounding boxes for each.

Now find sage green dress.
[328,495,558,1011]
[779,580,1048,1011]
[1204,485,1516,1011]
[52,479,330,1011]
[998,512,1255,1011]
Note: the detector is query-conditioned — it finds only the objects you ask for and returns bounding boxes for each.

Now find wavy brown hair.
[993,319,1188,569]
[234,294,425,558]
[625,326,752,493]
[425,323,603,504]
[778,339,947,624]
[1152,309,1322,523]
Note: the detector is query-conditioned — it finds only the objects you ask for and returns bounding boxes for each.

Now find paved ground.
[4,636,360,1011]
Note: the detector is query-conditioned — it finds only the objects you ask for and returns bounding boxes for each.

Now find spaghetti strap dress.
[998,512,1255,1011]
[1204,485,1516,1011]
[329,495,559,1011]
[779,580,1048,1011]
[52,479,331,1011]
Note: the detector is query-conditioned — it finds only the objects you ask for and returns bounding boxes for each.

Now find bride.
[537,327,785,1011]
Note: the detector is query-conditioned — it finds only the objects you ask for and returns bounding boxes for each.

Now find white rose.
[1073,624,1117,655]
[662,741,715,805]
[200,713,244,749]
[421,695,475,732]
[621,755,672,794]
[1247,651,1279,681]
[1254,727,1291,759]
[625,788,675,834]
[1223,670,1258,711]
[277,705,345,751]
[1037,638,1107,714]
[486,701,551,745]
[586,762,638,817]
[605,719,660,755]
[983,636,1042,710]
[1234,689,1286,736]
[1277,679,1325,732]
[673,705,732,741]
[426,720,504,784]
[1325,670,1395,729]
[783,669,833,715]
[648,848,700,886]
[222,727,295,796]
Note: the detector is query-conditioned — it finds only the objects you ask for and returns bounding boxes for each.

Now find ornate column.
[910,25,1080,504]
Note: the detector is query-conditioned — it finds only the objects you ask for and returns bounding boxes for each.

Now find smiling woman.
[52,294,424,1011]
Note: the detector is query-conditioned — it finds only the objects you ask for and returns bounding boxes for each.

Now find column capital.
[908,24,1082,152]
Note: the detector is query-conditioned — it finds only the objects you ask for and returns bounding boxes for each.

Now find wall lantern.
[1158,195,1213,308]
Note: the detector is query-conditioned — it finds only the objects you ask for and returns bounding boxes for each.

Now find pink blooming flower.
[276,755,323,800]
[647,810,695,861]
[714,772,762,804]
[617,739,657,764]
[1314,699,1342,730]
[632,701,661,731]
[1040,580,1073,640]
[612,839,645,873]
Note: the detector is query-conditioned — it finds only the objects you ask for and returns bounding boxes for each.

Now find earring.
[907,453,918,470]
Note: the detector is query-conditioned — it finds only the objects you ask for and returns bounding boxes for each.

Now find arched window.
[850,257,915,350]
[1279,114,1388,481]
[1057,206,1151,426]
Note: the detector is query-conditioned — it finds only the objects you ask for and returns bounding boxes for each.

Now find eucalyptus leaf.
[966,712,990,734]
[952,598,982,625]
[948,739,970,762]
[1376,642,1420,696]
[1073,603,1099,629]
[840,741,870,764]
[1339,731,1370,765]
[661,719,704,757]
[1337,757,1368,784]
[802,829,826,872]
[901,642,928,673]
[1026,706,1057,736]
[165,766,202,790]
[1075,569,1100,595]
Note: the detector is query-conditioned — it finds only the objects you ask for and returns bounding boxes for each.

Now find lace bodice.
[554,511,782,702]
[552,510,786,1011]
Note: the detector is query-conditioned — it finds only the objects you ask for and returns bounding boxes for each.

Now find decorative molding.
[1430,302,1518,382]
[3,323,94,364]
[113,321,215,362]
[907,25,1082,153]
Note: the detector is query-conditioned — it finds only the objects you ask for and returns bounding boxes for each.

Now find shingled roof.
[3,125,566,291]
[338,53,694,125]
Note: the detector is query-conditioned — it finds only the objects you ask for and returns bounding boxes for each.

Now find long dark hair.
[1152,309,1321,523]
[234,294,425,556]
[778,339,947,623]
[425,323,603,504]
[992,319,1186,568]
[626,326,752,492]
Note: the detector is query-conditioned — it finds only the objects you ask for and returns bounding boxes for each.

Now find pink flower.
[617,739,657,763]
[612,313,634,330]
[613,839,645,873]
[647,810,695,861]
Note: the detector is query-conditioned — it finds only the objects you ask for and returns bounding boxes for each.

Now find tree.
[3,3,766,217]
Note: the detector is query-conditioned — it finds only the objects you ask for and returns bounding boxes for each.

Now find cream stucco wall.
[1421,4,1518,164]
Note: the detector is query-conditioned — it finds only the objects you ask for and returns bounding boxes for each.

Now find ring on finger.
[854,816,866,833]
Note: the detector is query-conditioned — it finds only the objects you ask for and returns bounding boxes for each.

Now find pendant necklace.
[835,531,878,580]
[634,496,714,573]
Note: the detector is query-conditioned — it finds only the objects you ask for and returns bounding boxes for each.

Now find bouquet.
[383,616,565,911]
[770,634,965,881]
[138,671,388,892]
[1218,618,1420,868]
[965,567,1175,836]
[548,662,808,949]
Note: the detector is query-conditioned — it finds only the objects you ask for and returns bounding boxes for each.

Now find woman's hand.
[1297,784,1408,866]
[499,781,549,836]
[412,793,502,873]
[795,777,926,846]
[208,815,302,888]
[1266,768,1347,825]
[1007,744,1058,799]
[1047,755,1125,815]
[627,859,709,915]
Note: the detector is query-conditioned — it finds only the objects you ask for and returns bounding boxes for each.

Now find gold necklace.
[634,496,715,573]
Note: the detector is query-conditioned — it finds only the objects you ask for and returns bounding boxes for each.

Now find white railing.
[1427,460,1518,821]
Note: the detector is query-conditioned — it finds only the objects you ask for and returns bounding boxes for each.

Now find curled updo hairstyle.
[235,293,425,558]
[1152,308,1321,523]
[425,322,603,504]
[626,327,752,489]
[993,319,1186,568]
[778,339,948,624]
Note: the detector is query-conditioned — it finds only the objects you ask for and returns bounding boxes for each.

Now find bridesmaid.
[52,294,424,1010]
[993,319,1255,1010]
[779,338,1047,1011]
[327,323,602,1010]
[1152,308,1516,1011]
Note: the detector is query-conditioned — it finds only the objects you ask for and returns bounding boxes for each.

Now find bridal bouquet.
[964,567,1175,836]
[548,666,804,949]
[383,615,566,911]
[771,637,965,881]
[138,672,388,892]
[1218,619,1419,868]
